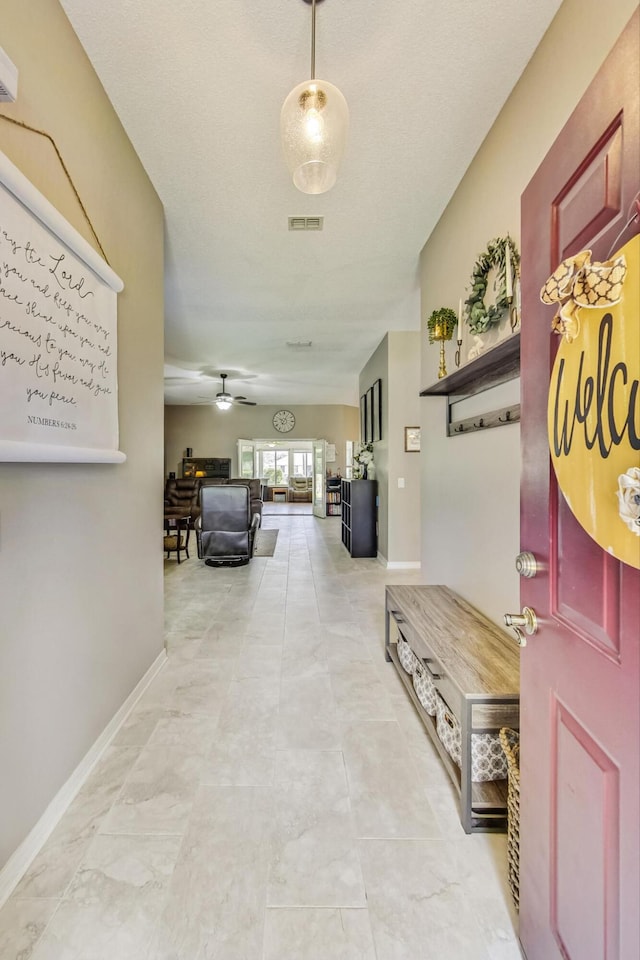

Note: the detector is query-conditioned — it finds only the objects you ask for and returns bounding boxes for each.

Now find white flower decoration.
[353,442,374,477]
[617,467,640,536]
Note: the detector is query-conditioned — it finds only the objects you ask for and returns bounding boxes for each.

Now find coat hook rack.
[448,403,521,437]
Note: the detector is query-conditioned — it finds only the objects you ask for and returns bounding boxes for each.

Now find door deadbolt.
[515,551,539,578]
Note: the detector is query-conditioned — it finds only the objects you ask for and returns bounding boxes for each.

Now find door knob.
[504,606,538,647]
[515,551,540,578]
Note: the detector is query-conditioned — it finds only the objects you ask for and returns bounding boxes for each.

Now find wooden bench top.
[386,584,520,698]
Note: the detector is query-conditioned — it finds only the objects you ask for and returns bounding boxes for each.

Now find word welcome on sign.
[548,236,640,569]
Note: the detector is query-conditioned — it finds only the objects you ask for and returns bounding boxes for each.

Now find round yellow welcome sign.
[546,235,640,569]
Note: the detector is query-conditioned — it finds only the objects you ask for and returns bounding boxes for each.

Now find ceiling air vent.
[288,216,324,231]
[0,46,18,102]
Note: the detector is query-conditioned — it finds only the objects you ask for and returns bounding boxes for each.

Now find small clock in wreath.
[464,236,520,336]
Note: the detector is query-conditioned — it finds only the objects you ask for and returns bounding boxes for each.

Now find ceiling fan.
[199,373,257,410]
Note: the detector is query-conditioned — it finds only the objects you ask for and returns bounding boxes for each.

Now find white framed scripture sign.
[0,148,125,462]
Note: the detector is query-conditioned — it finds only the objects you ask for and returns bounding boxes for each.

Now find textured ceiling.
[60,0,562,407]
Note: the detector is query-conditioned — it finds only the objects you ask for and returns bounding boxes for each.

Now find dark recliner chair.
[196,484,260,566]
[199,477,263,522]
[164,478,201,529]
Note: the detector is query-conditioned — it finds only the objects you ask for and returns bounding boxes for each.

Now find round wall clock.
[273,409,295,433]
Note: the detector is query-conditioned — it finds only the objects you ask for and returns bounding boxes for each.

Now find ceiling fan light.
[281,79,348,195]
[216,396,232,411]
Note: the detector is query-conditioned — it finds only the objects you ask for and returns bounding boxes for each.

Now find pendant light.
[280,0,349,195]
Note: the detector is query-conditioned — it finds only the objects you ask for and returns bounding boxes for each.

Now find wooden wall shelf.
[420,331,520,399]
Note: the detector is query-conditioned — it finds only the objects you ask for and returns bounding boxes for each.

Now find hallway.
[0,516,520,959]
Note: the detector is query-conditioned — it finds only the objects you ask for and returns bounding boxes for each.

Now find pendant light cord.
[310,0,316,80]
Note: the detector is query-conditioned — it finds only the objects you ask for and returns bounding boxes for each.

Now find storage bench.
[385,585,519,833]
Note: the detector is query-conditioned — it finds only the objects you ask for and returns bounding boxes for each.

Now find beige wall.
[0,1,164,869]
[165,403,359,479]
[387,333,421,564]
[419,0,638,625]
[359,332,421,565]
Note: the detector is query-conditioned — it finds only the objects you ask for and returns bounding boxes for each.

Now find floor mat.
[253,528,279,556]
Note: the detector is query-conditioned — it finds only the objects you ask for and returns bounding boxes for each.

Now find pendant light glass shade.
[215,396,232,411]
[280,80,348,195]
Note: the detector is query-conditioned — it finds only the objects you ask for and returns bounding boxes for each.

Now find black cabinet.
[340,479,377,557]
[182,457,231,479]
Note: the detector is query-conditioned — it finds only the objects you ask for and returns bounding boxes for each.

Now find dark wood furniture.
[385,585,519,833]
[182,457,231,479]
[340,479,376,557]
[163,514,191,563]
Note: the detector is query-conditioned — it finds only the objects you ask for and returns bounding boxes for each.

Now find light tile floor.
[0,515,522,959]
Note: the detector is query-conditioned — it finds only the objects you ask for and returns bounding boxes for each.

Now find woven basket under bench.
[500,727,521,910]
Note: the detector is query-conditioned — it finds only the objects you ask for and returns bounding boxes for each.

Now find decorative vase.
[368,462,376,481]
[362,465,368,480]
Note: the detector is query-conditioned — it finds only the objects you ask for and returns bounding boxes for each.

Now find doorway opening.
[238,439,314,516]
[236,438,344,518]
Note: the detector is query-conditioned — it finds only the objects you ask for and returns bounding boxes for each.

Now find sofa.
[164,477,262,529]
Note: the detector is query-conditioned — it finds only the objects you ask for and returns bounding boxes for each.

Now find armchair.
[196,484,260,566]
[199,477,263,522]
[289,476,312,502]
[164,478,201,528]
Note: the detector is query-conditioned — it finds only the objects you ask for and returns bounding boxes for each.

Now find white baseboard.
[377,553,421,570]
[0,649,167,909]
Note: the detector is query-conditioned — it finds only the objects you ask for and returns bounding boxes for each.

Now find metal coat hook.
[499,410,513,423]
[455,423,465,434]
[473,418,485,429]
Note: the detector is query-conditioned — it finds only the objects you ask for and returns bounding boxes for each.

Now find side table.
[164,515,191,563]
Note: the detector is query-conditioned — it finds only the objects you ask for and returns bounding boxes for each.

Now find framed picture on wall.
[366,386,374,444]
[360,394,368,442]
[372,378,382,442]
[404,426,421,452]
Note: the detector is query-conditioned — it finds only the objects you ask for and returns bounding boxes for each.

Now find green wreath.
[465,237,520,335]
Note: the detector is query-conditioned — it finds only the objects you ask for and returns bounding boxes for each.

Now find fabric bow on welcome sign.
[544,234,639,570]
[540,249,627,342]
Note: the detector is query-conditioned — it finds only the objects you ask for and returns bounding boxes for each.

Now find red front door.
[519,11,639,960]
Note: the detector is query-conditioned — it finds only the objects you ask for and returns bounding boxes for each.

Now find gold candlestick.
[438,338,447,379]
[426,308,457,380]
